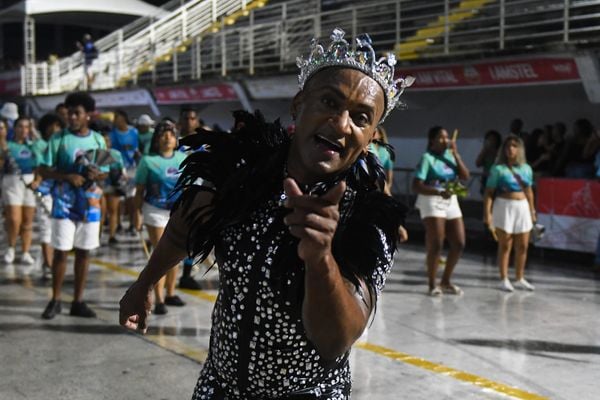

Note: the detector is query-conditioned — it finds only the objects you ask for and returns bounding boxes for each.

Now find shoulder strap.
[429,151,458,173]
[507,165,527,190]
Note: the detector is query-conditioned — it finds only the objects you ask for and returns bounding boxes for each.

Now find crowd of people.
[476,118,600,193]
[0,95,216,319]
[0,101,598,309]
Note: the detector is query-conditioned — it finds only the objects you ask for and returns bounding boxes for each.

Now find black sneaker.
[165,295,186,307]
[70,301,97,318]
[42,300,62,319]
[108,237,118,246]
[179,275,201,290]
[154,303,168,315]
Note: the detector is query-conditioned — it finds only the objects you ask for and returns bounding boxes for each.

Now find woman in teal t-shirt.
[483,134,536,292]
[412,126,470,296]
[0,117,38,265]
[134,122,187,315]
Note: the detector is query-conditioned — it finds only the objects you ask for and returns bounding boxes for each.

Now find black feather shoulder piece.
[172,110,408,297]
[172,110,290,261]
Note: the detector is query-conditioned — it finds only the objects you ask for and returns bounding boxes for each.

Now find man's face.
[179,111,199,136]
[68,105,90,132]
[138,124,151,134]
[57,106,68,123]
[288,68,385,184]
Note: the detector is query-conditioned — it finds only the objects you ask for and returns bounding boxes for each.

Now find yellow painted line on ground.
[355,342,548,400]
[145,333,208,363]
[91,258,218,303]
[92,259,547,400]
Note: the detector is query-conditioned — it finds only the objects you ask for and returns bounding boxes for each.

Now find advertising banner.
[536,178,600,253]
[154,84,238,104]
[398,58,580,90]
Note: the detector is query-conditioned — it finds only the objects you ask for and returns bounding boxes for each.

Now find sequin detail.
[192,190,394,400]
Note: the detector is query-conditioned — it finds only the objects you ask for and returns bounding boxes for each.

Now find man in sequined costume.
[120,28,412,399]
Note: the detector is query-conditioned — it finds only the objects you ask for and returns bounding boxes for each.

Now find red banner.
[154,84,238,105]
[0,71,21,96]
[537,178,600,218]
[398,58,580,89]
[536,178,600,253]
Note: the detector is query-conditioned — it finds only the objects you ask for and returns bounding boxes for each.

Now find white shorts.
[492,198,533,234]
[51,218,100,251]
[416,194,462,220]
[38,195,53,244]
[143,202,170,228]
[2,174,36,207]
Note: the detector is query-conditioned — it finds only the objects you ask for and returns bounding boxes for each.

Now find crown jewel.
[296,28,415,123]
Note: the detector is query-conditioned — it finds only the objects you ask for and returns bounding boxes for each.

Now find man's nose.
[328,110,352,135]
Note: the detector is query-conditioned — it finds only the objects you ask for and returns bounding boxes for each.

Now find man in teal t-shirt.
[38,92,108,320]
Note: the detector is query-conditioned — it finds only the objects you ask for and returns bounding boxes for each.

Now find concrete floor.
[1,229,599,400]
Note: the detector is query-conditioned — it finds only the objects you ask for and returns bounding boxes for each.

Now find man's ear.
[290,91,303,120]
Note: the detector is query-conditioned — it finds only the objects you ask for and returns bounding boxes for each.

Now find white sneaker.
[21,252,35,265]
[500,278,514,292]
[4,247,15,264]
[515,278,535,291]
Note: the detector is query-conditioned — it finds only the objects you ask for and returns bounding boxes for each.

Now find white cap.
[0,102,18,120]
[137,114,155,126]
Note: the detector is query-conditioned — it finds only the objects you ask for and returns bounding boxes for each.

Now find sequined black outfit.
[171,111,406,400]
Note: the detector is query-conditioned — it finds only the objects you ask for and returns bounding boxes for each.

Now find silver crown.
[296,28,415,123]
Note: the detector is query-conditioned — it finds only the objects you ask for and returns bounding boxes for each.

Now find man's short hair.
[38,113,65,134]
[55,103,66,112]
[65,92,95,112]
[180,107,198,117]
[114,109,129,123]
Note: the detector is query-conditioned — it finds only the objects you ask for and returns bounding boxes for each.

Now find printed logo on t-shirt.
[441,163,453,173]
[18,149,32,159]
[165,166,180,179]
[72,148,87,162]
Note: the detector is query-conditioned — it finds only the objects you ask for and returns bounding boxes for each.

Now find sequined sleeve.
[369,226,395,297]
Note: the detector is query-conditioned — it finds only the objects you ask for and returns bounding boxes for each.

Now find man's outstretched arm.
[119,191,213,333]
[283,178,372,361]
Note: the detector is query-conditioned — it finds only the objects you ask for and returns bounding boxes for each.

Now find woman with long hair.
[133,122,186,314]
[412,126,470,296]
[483,134,536,292]
[1,117,38,264]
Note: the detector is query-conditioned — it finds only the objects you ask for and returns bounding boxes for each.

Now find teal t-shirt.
[369,143,393,171]
[414,149,457,188]
[486,163,533,193]
[138,130,153,155]
[5,141,37,174]
[30,138,48,164]
[42,129,107,173]
[42,129,108,222]
[135,151,186,210]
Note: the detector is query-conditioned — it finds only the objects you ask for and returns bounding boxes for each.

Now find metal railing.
[20,0,272,95]
[138,0,600,87]
[21,0,600,95]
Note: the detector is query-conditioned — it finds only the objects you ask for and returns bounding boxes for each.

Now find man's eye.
[353,114,370,127]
